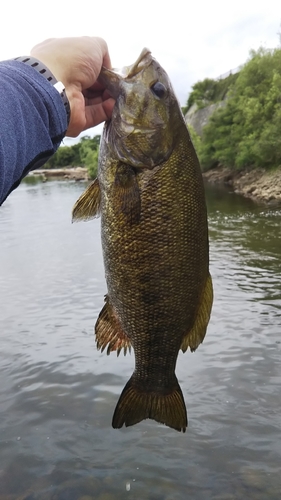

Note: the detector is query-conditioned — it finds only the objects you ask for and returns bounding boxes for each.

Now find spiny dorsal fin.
[72,178,101,222]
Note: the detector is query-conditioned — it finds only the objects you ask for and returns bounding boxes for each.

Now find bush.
[188,125,202,157]
[44,135,101,171]
[184,73,239,112]
[80,143,99,179]
[197,47,281,171]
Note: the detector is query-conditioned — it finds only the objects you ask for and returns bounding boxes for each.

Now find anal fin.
[95,295,132,356]
[181,272,213,353]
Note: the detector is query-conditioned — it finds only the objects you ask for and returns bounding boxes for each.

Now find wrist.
[14,56,71,127]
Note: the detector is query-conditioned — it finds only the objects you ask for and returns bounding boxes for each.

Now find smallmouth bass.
[72,49,213,432]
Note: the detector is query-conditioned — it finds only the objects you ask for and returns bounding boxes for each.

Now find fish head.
[99,49,183,169]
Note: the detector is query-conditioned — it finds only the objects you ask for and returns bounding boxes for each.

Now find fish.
[72,48,213,432]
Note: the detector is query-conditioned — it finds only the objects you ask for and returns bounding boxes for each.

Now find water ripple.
[0,180,280,499]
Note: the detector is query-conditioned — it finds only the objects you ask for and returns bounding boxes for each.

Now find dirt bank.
[203,166,281,205]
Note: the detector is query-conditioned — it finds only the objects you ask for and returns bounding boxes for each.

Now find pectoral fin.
[113,164,141,224]
[95,295,132,356]
[181,273,213,353]
[72,178,101,222]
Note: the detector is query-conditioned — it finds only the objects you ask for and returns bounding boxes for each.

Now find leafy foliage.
[197,47,281,171]
[185,73,239,112]
[44,135,101,178]
[188,125,202,157]
[80,142,99,179]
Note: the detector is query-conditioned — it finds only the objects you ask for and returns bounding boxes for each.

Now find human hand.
[30,37,115,137]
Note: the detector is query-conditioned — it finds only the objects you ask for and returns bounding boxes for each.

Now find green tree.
[85,149,99,179]
[188,125,202,158]
[186,78,217,110]
[184,73,239,113]
[54,146,77,167]
[79,139,99,179]
[44,135,101,169]
[198,47,281,171]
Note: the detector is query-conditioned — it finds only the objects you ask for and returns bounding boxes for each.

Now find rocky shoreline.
[30,166,281,206]
[31,167,89,181]
[203,166,281,205]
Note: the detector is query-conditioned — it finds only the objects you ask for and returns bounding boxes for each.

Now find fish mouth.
[121,48,152,78]
[98,48,153,99]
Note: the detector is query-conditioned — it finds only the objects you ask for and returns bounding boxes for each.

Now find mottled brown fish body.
[72,49,213,432]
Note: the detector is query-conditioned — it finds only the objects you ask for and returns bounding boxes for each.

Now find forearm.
[0,60,67,205]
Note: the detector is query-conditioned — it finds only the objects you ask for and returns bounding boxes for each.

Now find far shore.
[30,166,281,206]
[203,166,281,206]
[30,167,89,181]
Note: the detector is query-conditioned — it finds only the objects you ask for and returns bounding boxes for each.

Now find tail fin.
[112,376,187,432]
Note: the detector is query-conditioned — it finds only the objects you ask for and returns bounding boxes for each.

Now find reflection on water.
[0,179,280,499]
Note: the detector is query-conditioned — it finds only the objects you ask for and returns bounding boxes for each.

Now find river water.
[0,178,280,500]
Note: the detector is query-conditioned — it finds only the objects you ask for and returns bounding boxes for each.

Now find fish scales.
[72,48,213,432]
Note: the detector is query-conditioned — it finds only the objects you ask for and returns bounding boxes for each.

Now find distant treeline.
[45,135,100,179]
[186,47,281,171]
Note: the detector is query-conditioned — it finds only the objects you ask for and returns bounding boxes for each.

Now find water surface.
[0,178,280,499]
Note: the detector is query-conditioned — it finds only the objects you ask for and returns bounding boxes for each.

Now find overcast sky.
[1,0,280,140]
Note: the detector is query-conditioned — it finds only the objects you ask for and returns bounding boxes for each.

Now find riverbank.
[30,166,281,205]
[31,167,89,181]
[203,166,281,205]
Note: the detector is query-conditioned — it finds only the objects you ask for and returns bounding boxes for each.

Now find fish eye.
[151,81,167,99]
